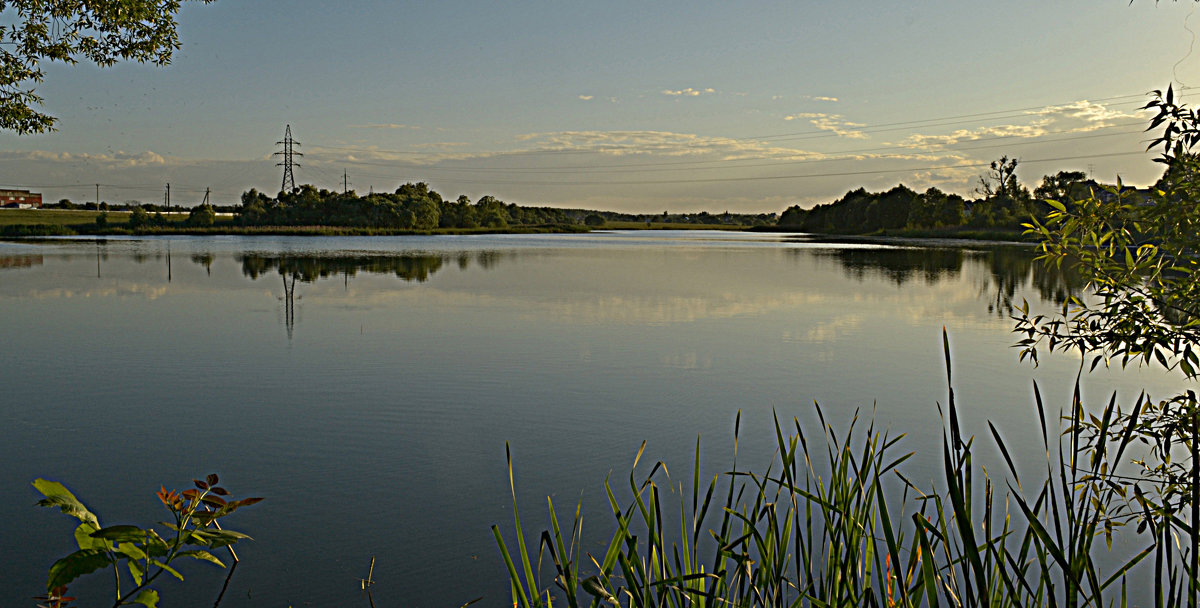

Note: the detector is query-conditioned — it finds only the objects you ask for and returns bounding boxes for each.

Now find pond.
[0,231,1184,606]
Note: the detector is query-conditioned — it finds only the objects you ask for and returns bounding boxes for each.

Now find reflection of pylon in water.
[282,272,297,340]
[275,125,302,193]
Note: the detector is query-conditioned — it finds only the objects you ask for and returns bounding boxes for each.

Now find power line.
[322,121,1148,177]
[389,150,1149,187]
[309,90,1171,165]
[275,124,302,192]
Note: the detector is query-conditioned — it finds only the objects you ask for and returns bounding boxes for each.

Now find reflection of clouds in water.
[537,293,827,325]
[3,283,170,300]
[302,287,829,326]
[803,315,862,343]
[661,351,712,370]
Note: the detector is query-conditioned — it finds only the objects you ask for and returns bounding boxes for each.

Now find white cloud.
[349,123,419,130]
[782,112,867,139]
[0,149,168,168]
[895,100,1142,152]
[662,87,716,97]
[512,130,825,161]
[578,95,594,101]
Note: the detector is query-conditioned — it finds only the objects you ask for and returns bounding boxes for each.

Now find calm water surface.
[0,231,1185,606]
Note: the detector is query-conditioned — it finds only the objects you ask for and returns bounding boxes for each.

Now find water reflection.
[227,252,510,339]
[0,254,42,269]
[809,245,1082,316]
[0,235,1171,608]
[236,253,486,283]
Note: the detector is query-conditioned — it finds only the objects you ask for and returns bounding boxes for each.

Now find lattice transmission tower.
[275,124,302,193]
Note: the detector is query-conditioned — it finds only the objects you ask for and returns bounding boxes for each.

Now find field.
[0,209,132,226]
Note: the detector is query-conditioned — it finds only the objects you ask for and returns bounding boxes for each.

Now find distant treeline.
[776,162,1147,234]
[42,183,778,232]
[236,183,575,229]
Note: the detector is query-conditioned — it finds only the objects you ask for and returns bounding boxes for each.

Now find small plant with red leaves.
[33,473,262,608]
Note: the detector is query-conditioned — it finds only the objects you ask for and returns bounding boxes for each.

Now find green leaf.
[33,479,99,527]
[47,549,114,589]
[73,522,107,551]
[128,559,145,585]
[143,530,170,557]
[117,541,147,562]
[178,549,225,568]
[130,588,160,608]
[149,559,185,581]
[199,528,252,548]
[91,525,147,543]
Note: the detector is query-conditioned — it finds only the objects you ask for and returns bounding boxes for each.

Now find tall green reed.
[494,330,1191,607]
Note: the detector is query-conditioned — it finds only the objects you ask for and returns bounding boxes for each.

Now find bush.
[128,206,150,229]
[187,204,215,227]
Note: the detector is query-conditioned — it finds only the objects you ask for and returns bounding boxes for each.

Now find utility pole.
[165,183,171,212]
[343,169,348,195]
[202,188,210,206]
[275,124,302,193]
[95,184,99,208]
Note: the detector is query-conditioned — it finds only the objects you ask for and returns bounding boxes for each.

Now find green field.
[0,209,132,226]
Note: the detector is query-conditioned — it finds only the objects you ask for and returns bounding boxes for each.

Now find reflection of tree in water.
[0,255,43,269]
[812,247,965,286]
[191,253,214,276]
[808,246,1083,315]
[230,252,507,340]
[236,253,478,283]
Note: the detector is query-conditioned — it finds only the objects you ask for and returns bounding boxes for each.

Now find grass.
[601,221,752,231]
[495,330,1190,607]
[0,214,591,237]
[0,208,130,226]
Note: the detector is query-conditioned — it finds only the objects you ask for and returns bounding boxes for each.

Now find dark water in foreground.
[0,231,1185,606]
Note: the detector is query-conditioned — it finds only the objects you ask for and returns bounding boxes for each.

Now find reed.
[494,330,1191,607]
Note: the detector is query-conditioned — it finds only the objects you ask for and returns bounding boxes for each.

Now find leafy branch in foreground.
[0,0,215,134]
[1014,84,1200,605]
[32,473,261,608]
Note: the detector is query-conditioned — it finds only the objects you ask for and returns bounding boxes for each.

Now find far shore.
[0,208,1031,244]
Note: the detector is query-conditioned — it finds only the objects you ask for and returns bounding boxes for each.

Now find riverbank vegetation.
[775,160,1150,240]
[4,185,774,238]
[497,336,1174,607]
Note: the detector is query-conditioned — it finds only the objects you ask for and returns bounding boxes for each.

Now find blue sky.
[3,0,1199,212]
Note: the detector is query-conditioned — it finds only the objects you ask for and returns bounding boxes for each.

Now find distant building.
[0,189,42,209]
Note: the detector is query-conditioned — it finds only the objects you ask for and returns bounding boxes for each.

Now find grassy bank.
[0,214,591,237]
[0,208,131,226]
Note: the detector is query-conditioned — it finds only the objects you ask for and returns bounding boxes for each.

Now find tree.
[1034,170,1090,203]
[128,205,149,228]
[187,203,215,227]
[0,0,214,134]
[1014,85,1200,603]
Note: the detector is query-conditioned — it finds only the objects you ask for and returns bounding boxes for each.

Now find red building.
[0,189,42,208]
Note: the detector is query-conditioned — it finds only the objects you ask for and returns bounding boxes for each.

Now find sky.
[2,0,1200,213]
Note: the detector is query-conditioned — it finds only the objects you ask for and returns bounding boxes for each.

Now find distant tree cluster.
[780,185,966,233]
[236,183,574,229]
[777,159,1115,234]
[584,209,777,226]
